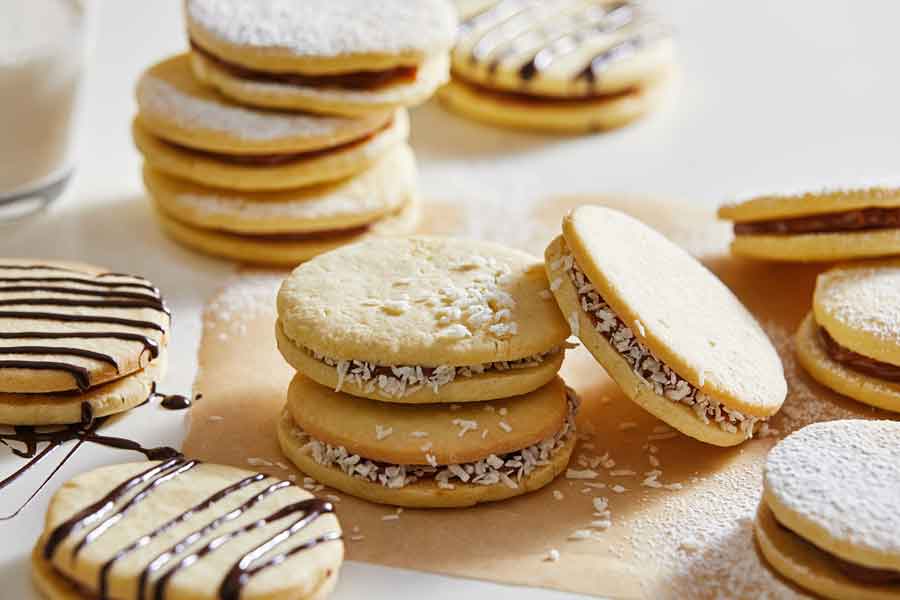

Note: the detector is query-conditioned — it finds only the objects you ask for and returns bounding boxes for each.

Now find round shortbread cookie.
[190,51,450,117]
[135,54,393,156]
[813,259,900,367]
[0,260,169,394]
[286,374,567,465]
[185,0,457,74]
[728,230,900,262]
[438,68,672,133]
[452,0,673,97]
[155,194,421,267]
[719,184,900,222]
[0,351,166,425]
[276,236,570,377]
[755,502,898,600]
[276,322,564,404]
[794,313,900,413]
[143,144,416,235]
[551,206,785,419]
[763,420,900,572]
[33,460,343,600]
[278,408,576,508]
[132,110,408,191]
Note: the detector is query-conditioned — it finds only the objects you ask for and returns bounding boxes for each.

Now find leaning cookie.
[545,207,786,446]
[795,259,900,413]
[185,0,457,116]
[755,420,900,600]
[719,184,900,261]
[276,236,571,404]
[278,375,576,508]
[32,460,343,600]
[441,0,675,133]
[0,260,170,425]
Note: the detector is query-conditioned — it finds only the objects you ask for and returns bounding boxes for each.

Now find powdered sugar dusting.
[765,420,900,557]
[205,273,282,340]
[816,261,900,346]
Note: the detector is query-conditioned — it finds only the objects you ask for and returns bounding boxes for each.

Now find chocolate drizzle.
[818,326,900,382]
[0,262,168,391]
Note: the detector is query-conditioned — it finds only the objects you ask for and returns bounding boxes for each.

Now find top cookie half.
[276,236,570,403]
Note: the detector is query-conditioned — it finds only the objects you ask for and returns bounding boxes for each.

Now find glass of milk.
[0,0,89,221]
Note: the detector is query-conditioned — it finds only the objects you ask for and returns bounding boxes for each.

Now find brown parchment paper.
[183,198,898,599]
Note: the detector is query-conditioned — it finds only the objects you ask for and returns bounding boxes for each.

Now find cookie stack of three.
[274,237,577,508]
[135,0,458,265]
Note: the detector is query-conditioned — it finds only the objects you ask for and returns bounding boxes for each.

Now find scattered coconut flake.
[553,490,565,501]
[375,425,393,441]
[452,418,479,438]
[247,457,272,467]
[544,548,561,562]
[610,470,636,477]
[568,529,594,541]
[409,431,429,438]
[611,485,627,493]
[381,514,400,521]
[566,469,598,480]
[498,421,513,433]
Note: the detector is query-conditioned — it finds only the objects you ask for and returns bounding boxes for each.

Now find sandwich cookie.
[278,375,577,507]
[0,260,169,425]
[719,184,900,261]
[795,260,900,413]
[755,420,900,600]
[276,237,571,404]
[32,460,343,600]
[545,206,786,446]
[185,0,457,116]
[440,0,675,133]
[156,192,421,267]
[132,110,408,192]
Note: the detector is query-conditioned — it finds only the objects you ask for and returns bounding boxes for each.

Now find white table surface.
[2,1,899,598]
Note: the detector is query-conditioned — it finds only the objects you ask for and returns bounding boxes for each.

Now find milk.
[0,0,86,203]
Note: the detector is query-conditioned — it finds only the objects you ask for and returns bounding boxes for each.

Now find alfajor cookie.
[0,260,170,425]
[545,206,786,446]
[755,420,900,600]
[795,259,900,413]
[276,236,571,404]
[440,0,675,133]
[185,0,457,116]
[278,375,577,507]
[32,459,343,600]
[719,184,900,261]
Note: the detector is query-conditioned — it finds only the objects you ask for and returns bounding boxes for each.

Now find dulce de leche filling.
[817,325,900,382]
[190,40,418,90]
[553,246,766,437]
[733,206,900,236]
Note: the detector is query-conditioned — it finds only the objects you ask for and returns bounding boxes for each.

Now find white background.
[2,1,899,598]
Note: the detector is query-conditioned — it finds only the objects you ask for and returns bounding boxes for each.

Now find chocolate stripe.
[0,276,158,292]
[0,359,91,391]
[0,311,165,333]
[0,332,160,360]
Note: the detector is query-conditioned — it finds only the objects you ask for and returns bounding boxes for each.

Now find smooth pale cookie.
[144,144,416,235]
[757,420,900,599]
[438,68,673,134]
[719,184,900,261]
[278,381,578,508]
[545,207,785,446]
[286,374,567,465]
[136,54,394,156]
[0,351,166,426]
[0,260,169,395]
[32,460,343,600]
[276,236,570,404]
[155,194,421,267]
[133,110,408,191]
[185,0,457,115]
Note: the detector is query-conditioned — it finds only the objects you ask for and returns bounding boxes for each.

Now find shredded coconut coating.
[764,420,900,560]
[559,249,763,437]
[292,389,578,490]
[309,346,562,399]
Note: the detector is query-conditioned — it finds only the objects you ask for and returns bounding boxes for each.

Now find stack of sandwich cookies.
[795,260,900,413]
[545,207,786,446]
[719,184,900,261]
[135,54,419,265]
[276,236,576,507]
[755,420,900,600]
[0,260,169,425]
[185,0,457,116]
[441,0,675,133]
[32,460,343,600]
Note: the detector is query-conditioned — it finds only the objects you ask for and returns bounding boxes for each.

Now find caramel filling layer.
[191,40,418,90]
[818,325,900,382]
[734,206,900,236]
